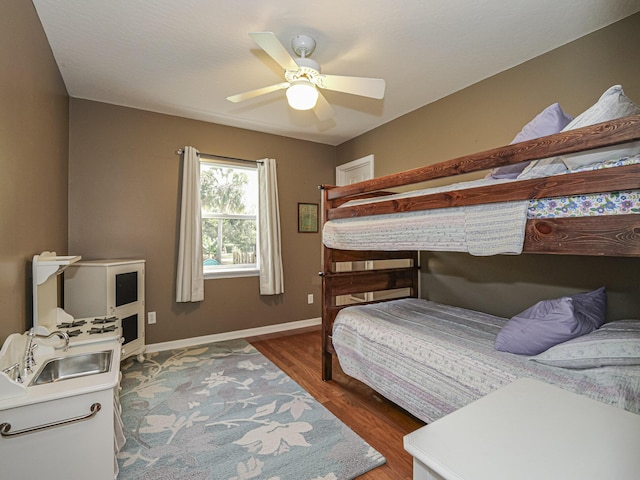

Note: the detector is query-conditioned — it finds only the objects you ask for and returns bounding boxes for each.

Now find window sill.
[204,268,260,280]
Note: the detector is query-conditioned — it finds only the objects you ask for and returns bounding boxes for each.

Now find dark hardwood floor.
[249,327,425,480]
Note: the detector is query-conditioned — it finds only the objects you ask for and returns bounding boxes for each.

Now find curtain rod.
[176,148,262,165]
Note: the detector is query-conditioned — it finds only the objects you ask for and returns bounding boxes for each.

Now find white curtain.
[176,146,204,302]
[258,158,284,295]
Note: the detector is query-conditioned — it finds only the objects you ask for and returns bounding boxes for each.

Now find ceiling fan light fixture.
[286,80,318,110]
[230,32,384,120]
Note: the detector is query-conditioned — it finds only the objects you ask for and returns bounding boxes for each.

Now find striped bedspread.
[332,298,640,423]
[323,178,529,256]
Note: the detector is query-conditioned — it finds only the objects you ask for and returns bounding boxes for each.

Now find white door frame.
[336,154,374,186]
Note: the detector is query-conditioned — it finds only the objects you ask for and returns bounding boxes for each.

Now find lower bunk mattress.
[332,298,640,423]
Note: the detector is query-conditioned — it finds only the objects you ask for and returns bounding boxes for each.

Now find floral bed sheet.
[528,155,640,218]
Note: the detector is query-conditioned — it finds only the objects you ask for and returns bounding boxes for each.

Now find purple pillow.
[494,288,606,355]
[571,286,607,330]
[511,103,573,144]
[490,103,573,179]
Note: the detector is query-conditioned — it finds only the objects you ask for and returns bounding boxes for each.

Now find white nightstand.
[404,378,640,480]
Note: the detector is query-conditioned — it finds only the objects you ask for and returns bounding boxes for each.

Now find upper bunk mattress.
[332,298,640,424]
[323,155,640,255]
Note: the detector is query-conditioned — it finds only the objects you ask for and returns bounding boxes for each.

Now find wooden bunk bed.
[319,114,640,422]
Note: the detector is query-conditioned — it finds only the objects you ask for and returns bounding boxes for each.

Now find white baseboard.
[146,317,321,353]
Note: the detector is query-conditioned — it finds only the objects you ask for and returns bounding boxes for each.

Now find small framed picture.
[298,203,319,233]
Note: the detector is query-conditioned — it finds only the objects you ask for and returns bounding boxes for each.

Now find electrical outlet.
[147,311,157,324]
[307,294,314,304]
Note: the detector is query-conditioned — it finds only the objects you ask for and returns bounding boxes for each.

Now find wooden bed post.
[320,185,334,381]
[321,272,334,381]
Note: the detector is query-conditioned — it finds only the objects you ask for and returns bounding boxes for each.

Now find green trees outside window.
[200,162,257,271]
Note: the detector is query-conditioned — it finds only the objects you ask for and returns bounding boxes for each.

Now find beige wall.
[68,100,335,344]
[0,1,69,341]
[337,13,640,321]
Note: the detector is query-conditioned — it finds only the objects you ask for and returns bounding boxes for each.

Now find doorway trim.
[336,154,374,186]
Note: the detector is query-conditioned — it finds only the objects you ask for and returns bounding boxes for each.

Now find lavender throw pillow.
[511,102,574,143]
[494,288,606,355]
[490,103,573,179]
[571,286,607,330]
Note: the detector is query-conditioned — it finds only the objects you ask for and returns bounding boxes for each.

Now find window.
[200,160,258,278]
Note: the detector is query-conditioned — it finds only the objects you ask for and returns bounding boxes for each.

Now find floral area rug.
[117,339,385,479]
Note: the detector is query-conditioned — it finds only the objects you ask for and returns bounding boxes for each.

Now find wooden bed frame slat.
[327,249,418,263]
[327,163,640,220]
[323,267,418,298]
[524,216,640,256]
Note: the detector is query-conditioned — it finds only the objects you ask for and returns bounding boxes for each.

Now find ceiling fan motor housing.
[286,35,320,82]
[291,34,316,58]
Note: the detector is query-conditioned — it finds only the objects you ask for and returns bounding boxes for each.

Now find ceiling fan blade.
[316,74,386,99]
[314,91,335,122]
[249,32,299,71]
[226,82,289,103]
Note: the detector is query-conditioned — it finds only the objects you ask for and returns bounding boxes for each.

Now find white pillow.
[561,85,640,130]
[560,85,640,170]
[530,320,640,369]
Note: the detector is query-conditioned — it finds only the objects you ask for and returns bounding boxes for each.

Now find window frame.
[200,158,259,280]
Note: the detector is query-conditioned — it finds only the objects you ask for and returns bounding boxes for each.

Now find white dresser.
[404,378,640,480]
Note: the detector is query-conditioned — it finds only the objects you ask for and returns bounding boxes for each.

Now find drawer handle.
[0,402,101,438]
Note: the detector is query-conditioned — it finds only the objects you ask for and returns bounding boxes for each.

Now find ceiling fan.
[226,32,386,121]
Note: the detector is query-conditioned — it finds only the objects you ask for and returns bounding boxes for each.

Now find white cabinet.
[1,388,114,479]
[65,259,146,361]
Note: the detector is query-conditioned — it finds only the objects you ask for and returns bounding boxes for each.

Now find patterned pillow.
[530,320,640,369]
[494,288,607,355]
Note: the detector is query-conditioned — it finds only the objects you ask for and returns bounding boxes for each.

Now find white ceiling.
[32,0,640,146]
